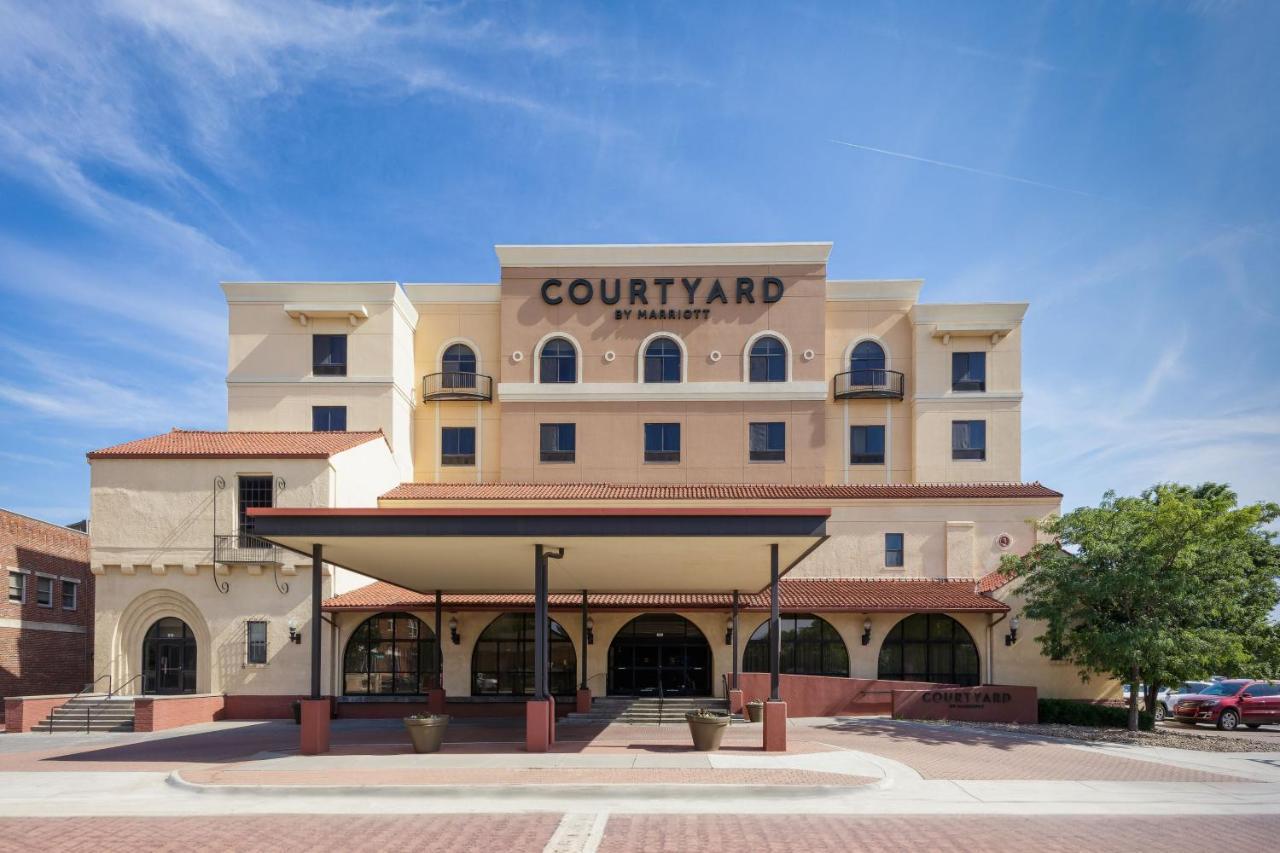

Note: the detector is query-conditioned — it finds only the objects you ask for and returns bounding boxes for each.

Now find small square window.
[539,423,576,463]
[850,425,885,465]
[643,423,681,463]
[35,576,53,608]
[885,533,904,568]
[312,334,347,376]
[952,352,986,392]
[441,427,476,466]
[749,422,786,462]
[8,572,24,604]
[61,580,77,611]
[247,621,268,664]
[312,406,347,431]
[952,420,987,461]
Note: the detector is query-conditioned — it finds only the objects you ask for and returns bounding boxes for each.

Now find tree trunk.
[1144,682,1159,717]
[1127,665,1141,732]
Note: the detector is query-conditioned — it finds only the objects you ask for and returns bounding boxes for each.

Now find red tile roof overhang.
[87,428,386,459]
[249,506,830,596]
[324,578,1008,614]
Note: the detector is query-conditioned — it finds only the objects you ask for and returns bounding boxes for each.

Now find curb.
[166,770,883,800]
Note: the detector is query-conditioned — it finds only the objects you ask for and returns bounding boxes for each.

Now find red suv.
[1171,679,1280,730]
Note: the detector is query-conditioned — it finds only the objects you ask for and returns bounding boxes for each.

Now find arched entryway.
[608,614,712,697]
[141,617,196,694]
[877,614,980,686]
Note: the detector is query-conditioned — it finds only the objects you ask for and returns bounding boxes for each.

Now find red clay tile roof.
[380,482,1061,501]
[324,578,1007,613]
[87,429,386,460]
[977,569,1017,594]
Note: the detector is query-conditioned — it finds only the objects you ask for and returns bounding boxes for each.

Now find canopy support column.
[429,589,445,712]
[577,589,592,714]
[764,543,787,751]
[527,544,562,752]
[728,589,743,715]
[300,543,329,755]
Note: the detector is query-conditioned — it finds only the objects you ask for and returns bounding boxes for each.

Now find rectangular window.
[312,334,347,376]
[952,352,986,392]
[247,621,268,664]
[60,580,77,611]
[749,422,786,462]
[850,425,886,465]
[643,423,681,463]
[885,533,904,568]
[440,427,476,466]
[36,576,53,608]
[539,423,576,463]
[238,475,274,538]
[8,571,24,604]
[311,405,347,432]
[952,419,987,460]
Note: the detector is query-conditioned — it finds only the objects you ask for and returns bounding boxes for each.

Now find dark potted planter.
[404,714,450,753]
[686,709,731,751]
[745,700,764,723]
[290,700,301,725]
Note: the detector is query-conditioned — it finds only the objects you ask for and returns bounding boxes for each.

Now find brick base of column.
[426,688,446,714]
[728,689,744,715]
[763,700,787,752]
[300,699,331,755]
[525,699,550,753]
[547,697,556,745]
[576,688,591,714]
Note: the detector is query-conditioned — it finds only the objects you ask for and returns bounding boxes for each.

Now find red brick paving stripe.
[0,814,561,853]
[179,767,876,788]
[599,815,1280,853]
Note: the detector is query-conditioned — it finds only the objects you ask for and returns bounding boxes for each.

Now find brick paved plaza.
[0,716,1277,851]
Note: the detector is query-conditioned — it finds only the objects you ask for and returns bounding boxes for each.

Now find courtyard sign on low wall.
[892,685,1038,724]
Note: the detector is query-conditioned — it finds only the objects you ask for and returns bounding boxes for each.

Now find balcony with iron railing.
[214,533,283,565]
[422,371,493,402]
[833,369,905,401]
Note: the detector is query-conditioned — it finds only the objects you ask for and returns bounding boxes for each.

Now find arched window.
[441,343,477,390]
[472,613,576,696]
[539,337,577,384]
[643,337,682,383]
[748,336,787,382]
[343,612,437,696]
[877,614,980,686]
[850,341,886,385]
[743,614,849,677]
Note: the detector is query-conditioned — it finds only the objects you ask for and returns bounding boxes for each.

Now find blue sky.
[1,0,1277,524]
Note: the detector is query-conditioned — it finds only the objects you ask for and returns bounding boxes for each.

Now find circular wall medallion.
[709,350,722,363]
[603,351,616,363]
[511,351,524,363]
[996,533,1013,550]
[802,349,815,362]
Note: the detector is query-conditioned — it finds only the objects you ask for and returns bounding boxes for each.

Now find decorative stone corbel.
[121,565,137,576]
[247,564,263,576]
[151,565,167,576]
[183,565,199,576]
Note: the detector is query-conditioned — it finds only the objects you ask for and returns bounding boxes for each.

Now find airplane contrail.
[829,139,1093,197]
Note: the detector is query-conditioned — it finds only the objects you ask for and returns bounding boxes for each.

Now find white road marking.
[543,812,608,853]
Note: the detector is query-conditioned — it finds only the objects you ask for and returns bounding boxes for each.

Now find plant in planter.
[745,700,764,723]
[685,707,731,752]
[403,713,450,753]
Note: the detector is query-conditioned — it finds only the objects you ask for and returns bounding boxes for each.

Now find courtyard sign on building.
[541,276,785,320]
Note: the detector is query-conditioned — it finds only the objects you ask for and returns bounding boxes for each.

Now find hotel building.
[76,242,1113,742]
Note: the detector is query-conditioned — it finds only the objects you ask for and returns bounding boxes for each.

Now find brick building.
[1,509,92,714]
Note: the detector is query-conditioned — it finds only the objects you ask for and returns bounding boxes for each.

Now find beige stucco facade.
[85,242,1116,708]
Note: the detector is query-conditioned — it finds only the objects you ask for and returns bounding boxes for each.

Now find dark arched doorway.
[608,614,711,697]
[877,614,980,685]
[142,617,196,694]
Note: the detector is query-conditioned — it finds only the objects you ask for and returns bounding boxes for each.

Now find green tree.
[1001,483,1279,731]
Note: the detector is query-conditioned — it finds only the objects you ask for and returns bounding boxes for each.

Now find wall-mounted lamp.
[449,615,460,645]
[724,616,734,646]
[586,617,595,645]
[861,617,872,646]
[1005,616,1020,646]
[287,618,301,645]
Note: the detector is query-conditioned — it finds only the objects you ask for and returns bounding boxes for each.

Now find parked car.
[1171,679,1280,730]
[1155,681,1212,721]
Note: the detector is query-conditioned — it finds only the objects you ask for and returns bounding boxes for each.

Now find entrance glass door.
[142,617,197,694]
[607,614,712,697]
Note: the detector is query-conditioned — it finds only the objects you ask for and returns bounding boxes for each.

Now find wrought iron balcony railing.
[214,533,282,565]
[833,369,905,401]
[422,372,493,402]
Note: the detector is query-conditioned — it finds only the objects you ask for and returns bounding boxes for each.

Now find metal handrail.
[833,368,905,400]
[422,371,493,402]
[214,533,282,565]
[48,675,111,733]
[84,673,143,733]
